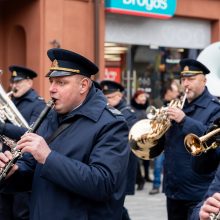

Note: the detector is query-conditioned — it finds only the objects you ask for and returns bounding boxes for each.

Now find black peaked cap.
[100,80,124,95]
[9,65,37,82]
[179,58,210,77]
[46,48,99,78]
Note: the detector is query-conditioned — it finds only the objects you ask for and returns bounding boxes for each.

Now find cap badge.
[12,71,17,77]
[49,58,80,74]
[103,85,108,90]
[51,59,59,68]
[183,66,189,71]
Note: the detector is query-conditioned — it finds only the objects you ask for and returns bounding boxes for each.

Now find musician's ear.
[79,77,91,94]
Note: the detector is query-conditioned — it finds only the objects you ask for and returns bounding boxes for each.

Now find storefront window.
[104,42,198,104]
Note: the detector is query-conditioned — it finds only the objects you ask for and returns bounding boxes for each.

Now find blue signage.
[105,0,177,19]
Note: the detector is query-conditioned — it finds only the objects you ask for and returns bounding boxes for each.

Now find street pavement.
[124,181,167,220]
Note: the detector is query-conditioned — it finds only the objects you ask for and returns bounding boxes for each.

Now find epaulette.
[120,106,135,113]
[212,97,220,105]
[38,96,44,101]
[106,104,123,116]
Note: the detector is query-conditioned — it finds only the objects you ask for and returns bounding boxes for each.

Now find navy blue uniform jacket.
[189,120,220,219]
[190,164,220,220]
[162,87,220,201]
[3,85,130,220]
[116,98,137,195]
[0,89,46,140]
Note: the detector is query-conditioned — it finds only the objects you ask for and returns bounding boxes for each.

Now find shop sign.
[105,0,177,19]
[104,67,121,83]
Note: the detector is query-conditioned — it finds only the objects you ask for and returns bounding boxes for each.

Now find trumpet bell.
[184,128,220,156]
[129,119,160,160]
[184,133,204,156]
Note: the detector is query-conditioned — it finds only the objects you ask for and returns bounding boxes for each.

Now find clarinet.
[210,212,220,220]
[0,99,54,182]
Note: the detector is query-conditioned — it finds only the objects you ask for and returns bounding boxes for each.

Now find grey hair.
[76,75,92,89]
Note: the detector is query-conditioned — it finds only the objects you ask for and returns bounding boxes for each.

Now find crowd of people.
[0,48,220,220]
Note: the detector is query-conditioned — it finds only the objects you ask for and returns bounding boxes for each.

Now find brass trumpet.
[184,128,220,156]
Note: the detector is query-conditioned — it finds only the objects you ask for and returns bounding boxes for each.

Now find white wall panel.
[106,13,211,49]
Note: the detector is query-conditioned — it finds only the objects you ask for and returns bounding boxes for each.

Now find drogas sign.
[105,0,177,19]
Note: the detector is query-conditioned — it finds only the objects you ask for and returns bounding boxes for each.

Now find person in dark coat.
[0,65,46,220]
[0,65,46,140]
[189,118,220,220]
[153,59,220,220]
[0,48,130,220]
[100,80,138,220]
[130,90,152,191]
[190,157,220,220]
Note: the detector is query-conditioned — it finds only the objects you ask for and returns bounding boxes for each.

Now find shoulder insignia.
[120,106,135,113]
[38,96,44,101]
[212,98,220,105]
[106,104,122,116]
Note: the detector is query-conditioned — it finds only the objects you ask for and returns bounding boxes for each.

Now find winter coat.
[2,85,130,220]
[116,98,138,195]
[163,87,220,201]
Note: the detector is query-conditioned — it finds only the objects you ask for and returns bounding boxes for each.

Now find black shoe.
[149,188,159,195]
[137,182,145,190]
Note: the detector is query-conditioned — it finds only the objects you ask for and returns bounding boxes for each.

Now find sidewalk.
[124,181,167,220]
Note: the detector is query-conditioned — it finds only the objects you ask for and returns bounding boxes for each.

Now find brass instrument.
[7,88,18,97]
[0,99,54,182]
[210,212,220,220]
[129,91,187,160]
[0,84,29,128]
[184,128,220,156]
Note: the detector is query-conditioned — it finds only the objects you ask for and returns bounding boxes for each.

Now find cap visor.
[180,72,203,77]
[45,70,75,78]
[10,77,25,82]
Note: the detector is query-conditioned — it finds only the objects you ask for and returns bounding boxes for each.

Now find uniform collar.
[13,89,37,102]
[115,98,127,111]
[185,87,213,108]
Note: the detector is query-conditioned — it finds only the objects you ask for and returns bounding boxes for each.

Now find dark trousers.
[122,207,131,220]
[143,160,150,181]
[166,197,199,220]
[136,159,151,185]
[0,192,30,220]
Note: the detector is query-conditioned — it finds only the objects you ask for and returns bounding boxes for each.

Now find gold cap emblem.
[51,59,59,68]
[103,85,108,90]
[183,66,189,71]
[49,59,80,74]
[12,71,17,77]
